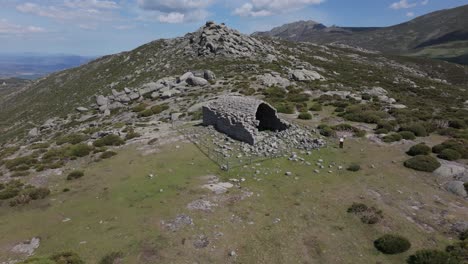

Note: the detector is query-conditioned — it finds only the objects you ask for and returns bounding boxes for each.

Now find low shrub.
[50,251,84,264]
[56,133,88,145]
[67,170,84,180]
[275,103,295,114]
[445,241,467,263]
[31,142,50,150]
[318,124,336,138]
[18,257,55,264]
[449,119,467,129]
[99,251,124,264]
[399,131,416,140]
[347,164,361,172]
[400,124,428,137]
[94,135,125,147]
[383,133,402,143]
[374,234,411,254]
[100,151,117,159]
[298,112,312,120]
[132,103,147,112]
[407,143,431,156]
[9,194,32,207]
[375,128,388,134]
[67,144,92,158]
[406,249,456,264]
[438,149,462,161]
[460,229,468,241]
[432,139,468,159]
[404,155,441,172]
[309,104,322,111]
[347,202,383,224]
[4,155,38,171]
[125,130,141,140]
[138,109,153,117]
[151,104,170,114]
[25,187,50,200]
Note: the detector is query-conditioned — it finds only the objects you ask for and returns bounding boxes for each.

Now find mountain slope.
[254,4,468,64]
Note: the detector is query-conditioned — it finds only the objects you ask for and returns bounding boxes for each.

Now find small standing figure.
[339,137,344,149]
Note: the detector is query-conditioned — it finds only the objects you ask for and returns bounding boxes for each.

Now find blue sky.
[0,0,467,56]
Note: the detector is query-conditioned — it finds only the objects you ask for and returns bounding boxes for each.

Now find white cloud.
[16,2,119,22]
[137,0,213,23]
[114,25,135,30]
[421,0,429,5]
[406,11,415,17]
[0,19,45,34]
[233,0,325,17]
[64,0,119,9]
[389,0,417,10]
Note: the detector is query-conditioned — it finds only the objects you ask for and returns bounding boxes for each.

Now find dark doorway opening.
[256,103,288,131]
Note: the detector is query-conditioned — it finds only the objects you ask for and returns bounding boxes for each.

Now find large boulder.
[259,72,291,87]
[96,95,108,106]
[289,69,323,82]
[28,128,39,137]
[445,181,467,197]
[187,76,208,86]
[204,70,216,81]
[178,72,194,83]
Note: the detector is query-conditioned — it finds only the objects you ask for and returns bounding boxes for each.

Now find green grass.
[2,138,462,263]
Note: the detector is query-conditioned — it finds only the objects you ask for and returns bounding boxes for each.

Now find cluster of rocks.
[92,70,215,114]
[184,21,277,58]
[188,124,325,159]
[288,67,325,82]
[258,72,291,87]
[434,161,468,198]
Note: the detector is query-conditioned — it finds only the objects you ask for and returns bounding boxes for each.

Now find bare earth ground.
[0,125,467,263]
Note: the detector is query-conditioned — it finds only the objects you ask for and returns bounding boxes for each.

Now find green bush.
[318,125,336,138]
[18,257,55,264]
[347,164,361,172]
[94,135,125,147]
[445,241,467,263]
[399,131,416,140]
[432,139,468,159]
[56,134,88,145]
[151,104,169,114]
[383,133,402,143]
[24,187,50,200]
[100,151,117,159]
[438,149,462,161]
[460,229,468,241]
[407,143,431,156]
[400,124,428,137]
[406,249,457,264]
[138,109,153,117]
[404,155,441,172]
[125,130,141,140]
[50,251,84,264]
[67,170,84,180]
[31,142,50,150]
[132,103,147,112]
[298,112,312,120]
[449,119,467,129]
[309,104,322,111]
[67,144,92,158]
[347,202,383,224]
[275,103,295,114]
[99,251,124,264]
[375,128,388,134]
[361,94,372,100]
[4,155,38,171]
[374,234,411,254]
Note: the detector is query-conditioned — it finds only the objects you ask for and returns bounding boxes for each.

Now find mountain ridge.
[253,4,468,64]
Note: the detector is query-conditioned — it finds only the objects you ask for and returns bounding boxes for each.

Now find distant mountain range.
[0,53,95,79]
[254,4,468,65]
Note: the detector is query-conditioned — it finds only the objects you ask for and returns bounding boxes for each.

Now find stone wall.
[202,96,289,145]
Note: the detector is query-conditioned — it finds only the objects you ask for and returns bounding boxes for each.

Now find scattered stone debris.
[162,214,194,232]
[187,199,217,212]
[203,181,234,194]
[11,237,40,256]
[193,235,210,249]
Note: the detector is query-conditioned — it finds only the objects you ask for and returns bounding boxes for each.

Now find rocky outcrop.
[288,68,324,82]
[184,21,277,58]
[259,72,291,87]
[202,96,289,145]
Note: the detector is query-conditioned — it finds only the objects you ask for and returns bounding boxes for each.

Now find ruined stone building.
[202,96,289,144]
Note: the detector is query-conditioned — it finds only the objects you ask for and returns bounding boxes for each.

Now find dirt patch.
[161,214,194,232]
